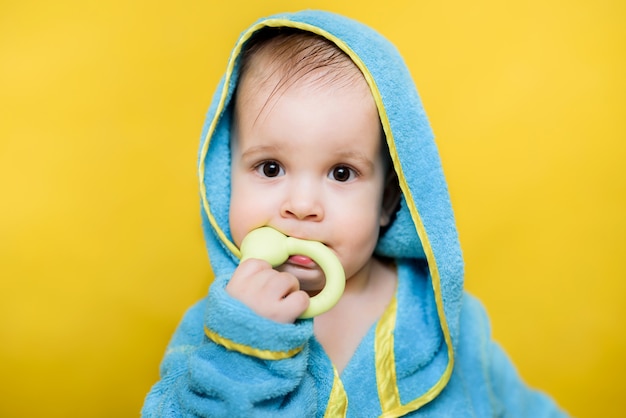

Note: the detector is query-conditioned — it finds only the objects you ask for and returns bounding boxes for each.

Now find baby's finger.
[236,258,272,277]
[265,271,301,299]
[279,289,310,321]
[227,258,272,293]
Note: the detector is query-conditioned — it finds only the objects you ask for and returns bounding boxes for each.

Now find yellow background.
[1,0,624,416]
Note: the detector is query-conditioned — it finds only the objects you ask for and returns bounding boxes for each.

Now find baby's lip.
[287,255,317,268]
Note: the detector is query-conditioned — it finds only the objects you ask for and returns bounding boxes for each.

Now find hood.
[197,9,464,411]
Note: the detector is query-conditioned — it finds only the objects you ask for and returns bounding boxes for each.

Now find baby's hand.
[226,258,310,324]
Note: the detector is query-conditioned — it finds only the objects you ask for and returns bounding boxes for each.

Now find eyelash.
[254,161,359,182]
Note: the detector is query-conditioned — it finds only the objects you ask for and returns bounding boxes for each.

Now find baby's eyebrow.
[240,144,280,160]
[334,150,375,170]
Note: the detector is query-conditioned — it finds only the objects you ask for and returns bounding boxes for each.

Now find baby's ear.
[380,169,401,227]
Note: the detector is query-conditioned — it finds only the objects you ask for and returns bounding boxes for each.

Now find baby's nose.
[280,181,324,221]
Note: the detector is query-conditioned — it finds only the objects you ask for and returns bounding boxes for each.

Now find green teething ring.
[239,227,345,319]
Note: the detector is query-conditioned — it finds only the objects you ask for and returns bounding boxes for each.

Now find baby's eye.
[329,165,357,182]
[256,160,284,178]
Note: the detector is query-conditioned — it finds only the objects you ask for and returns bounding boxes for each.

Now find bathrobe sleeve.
[460,294,568,418]
[488,342,567,418]
[141,277,318,417]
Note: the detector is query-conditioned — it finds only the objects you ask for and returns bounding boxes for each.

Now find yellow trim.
[376,196,455,416]
[309,22,455,416]
[197,22,269,259]
[198,17,455,413]
[302,22,456,416]
[375,294,401,412]
[324,366,348,417]
[204,326,303,360]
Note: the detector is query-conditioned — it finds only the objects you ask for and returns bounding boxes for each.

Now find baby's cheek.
[228,202,247,247]
[229,194,272,247]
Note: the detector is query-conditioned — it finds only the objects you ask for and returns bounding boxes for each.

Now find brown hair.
[238,27,364,98]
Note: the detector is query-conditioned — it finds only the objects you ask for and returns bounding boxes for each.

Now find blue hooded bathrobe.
[142,10,567,417]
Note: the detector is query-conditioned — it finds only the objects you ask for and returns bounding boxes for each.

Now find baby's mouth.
[287,255,317,268]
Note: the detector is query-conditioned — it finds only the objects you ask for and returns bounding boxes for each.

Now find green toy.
[240,227,346,319]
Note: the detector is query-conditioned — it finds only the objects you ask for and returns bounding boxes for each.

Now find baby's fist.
[226,258,310,323]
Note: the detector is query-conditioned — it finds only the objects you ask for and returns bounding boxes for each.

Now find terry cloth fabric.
[142,10,568,417]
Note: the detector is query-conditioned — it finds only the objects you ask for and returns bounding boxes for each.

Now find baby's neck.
[313,257,397,373]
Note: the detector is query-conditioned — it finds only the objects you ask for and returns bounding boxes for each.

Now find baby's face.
[229,68,388,289]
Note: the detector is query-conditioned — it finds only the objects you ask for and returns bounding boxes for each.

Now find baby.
[143,10,566,417]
